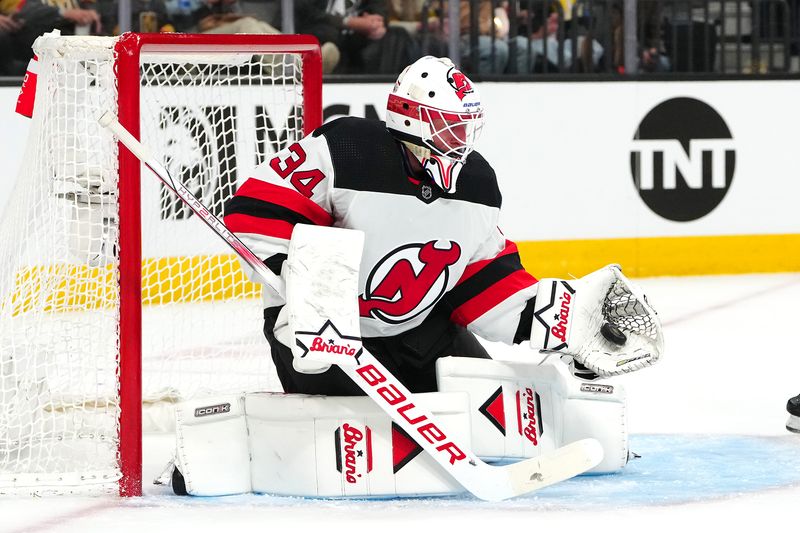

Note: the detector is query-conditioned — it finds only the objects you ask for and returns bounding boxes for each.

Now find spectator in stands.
[405,0,508,75]
[509,3,603,73]
[95,0,172,34]
[636,1,670,72]
[295,0,419,74]
[608,1,670,73]
[387,0,447,57]
[0,0,24,74]
[0,0,102,73]
[163,0,278,34]
[161,0,340,73]
[458,0,509,74]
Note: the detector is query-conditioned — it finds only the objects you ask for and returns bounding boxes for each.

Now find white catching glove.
[530,265,664,378]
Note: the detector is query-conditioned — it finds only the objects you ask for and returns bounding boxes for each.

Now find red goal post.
[115,33,322,497]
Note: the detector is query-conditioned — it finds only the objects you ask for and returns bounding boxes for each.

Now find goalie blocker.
[160,357,627,497]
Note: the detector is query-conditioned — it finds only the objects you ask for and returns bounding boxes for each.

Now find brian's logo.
[516,388,542,446]
[447,68,473,101]
[335,423,373,484]
[550,291,573,344]
[359,241,461,324]
[309,336,358,356]
[294,320,363,364]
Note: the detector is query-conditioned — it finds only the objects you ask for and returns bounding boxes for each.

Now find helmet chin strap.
[422,155,463,194]
[401,141,463,194]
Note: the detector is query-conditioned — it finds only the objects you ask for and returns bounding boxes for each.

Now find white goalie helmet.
[386,56,484,193]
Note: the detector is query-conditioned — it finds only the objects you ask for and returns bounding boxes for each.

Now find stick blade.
[503,438,604,499]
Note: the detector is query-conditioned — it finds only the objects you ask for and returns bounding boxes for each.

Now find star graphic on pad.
[293,319,364,365]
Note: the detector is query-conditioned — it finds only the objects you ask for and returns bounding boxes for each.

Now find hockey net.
[0,33,322,495]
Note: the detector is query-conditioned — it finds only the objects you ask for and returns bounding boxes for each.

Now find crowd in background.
[1,0,799,76]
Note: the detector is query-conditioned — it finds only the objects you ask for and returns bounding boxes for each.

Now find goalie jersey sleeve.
[441,228,538,345]
[223,133,335,305]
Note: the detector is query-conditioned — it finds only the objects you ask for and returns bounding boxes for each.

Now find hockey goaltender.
[156,56,665,500]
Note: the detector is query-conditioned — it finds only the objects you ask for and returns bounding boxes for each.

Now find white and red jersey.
[224,117,537,344]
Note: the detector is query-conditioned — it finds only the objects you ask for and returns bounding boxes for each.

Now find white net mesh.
[136,48,303,401]
[603,280,660,342]
[0,35,309,494]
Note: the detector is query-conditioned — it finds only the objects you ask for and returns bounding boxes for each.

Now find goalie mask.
[386,56,484,194]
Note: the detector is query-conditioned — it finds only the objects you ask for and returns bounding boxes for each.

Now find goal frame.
[114,32,322,496]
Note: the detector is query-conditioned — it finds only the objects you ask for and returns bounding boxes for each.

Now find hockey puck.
[601,322,627,345]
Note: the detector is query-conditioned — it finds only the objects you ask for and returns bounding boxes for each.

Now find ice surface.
[2,273,800,533]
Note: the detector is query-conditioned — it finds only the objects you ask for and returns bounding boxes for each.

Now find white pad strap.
[529,264,664,377]
[437,356,628,474]
[174,395,251,496]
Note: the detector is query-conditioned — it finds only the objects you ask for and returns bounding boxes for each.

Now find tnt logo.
[630,97,735,221]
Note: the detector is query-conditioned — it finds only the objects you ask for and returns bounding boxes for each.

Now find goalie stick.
[97,111,285,296]
[99,112,603,501]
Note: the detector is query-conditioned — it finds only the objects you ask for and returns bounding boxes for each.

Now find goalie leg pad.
[174,395,251,496]
[561,381,629,474]
[246,392,469,498]
[173,391,473,497]
[436,356,628,474]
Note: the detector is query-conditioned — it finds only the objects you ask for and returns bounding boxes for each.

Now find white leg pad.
[174,395,251,496]
[436,356,628,474]
[561,383,629,473]
[246,392,469,497]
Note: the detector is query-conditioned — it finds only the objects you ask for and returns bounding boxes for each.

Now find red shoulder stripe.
[450,270,537,327]
[236,179,333,226]
[223,213,295,240]
[457,240,520,286]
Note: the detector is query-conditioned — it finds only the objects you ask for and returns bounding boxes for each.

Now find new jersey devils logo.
[447,67,473,101]
[359,241,461,324]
